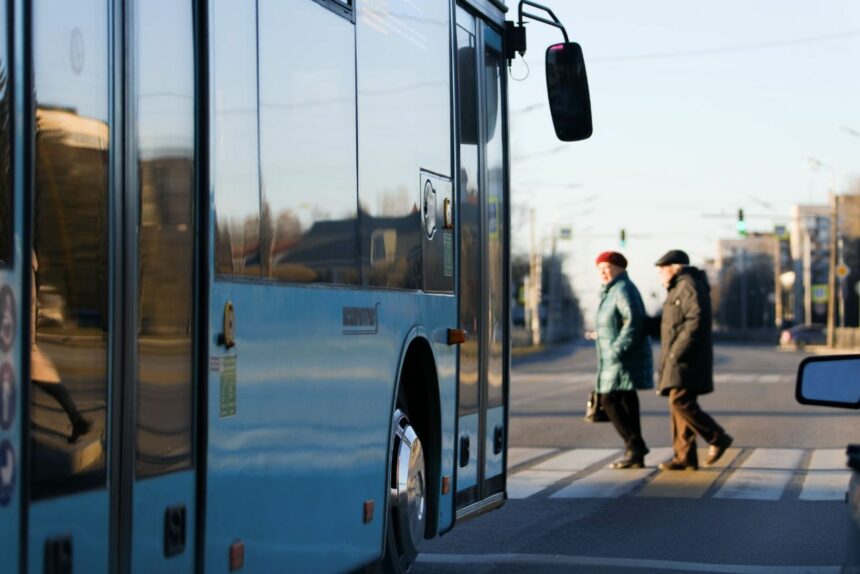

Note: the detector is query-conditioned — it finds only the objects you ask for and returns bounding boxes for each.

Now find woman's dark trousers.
[600,391,647,454]
[33,380,84,425]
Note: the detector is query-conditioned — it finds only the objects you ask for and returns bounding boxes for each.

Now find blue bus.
[0,0,590,572]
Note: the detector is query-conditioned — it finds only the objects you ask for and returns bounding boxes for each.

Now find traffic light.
[736,209,747,236]
[619,228,627,247]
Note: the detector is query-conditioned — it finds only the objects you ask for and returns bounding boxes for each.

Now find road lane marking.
[639,448,740,499]
[757,374,784,383]
[530,448,619,472]
[714,469,794,500]
[511,372,594,385]
[548,447,674,499]
[507,447,557,469]
[509,447,849,501]
[507,470,572,499]
[714,373,748,383]
[714,449,804,500]
[417,552,840,573]
[808,449,846,470]
[742,448,805,470]
[551,467,655,498]
[799,471,851,501]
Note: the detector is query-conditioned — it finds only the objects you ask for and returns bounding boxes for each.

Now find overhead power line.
[589,29,860,64]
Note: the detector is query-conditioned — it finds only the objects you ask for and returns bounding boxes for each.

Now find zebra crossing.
[514,372,795,386]
[507,446,850,502]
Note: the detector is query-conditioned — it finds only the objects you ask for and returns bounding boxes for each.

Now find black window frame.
[0,2,12,268]
[311,0,354,23]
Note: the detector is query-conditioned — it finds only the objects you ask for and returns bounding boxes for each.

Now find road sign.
[837,263,850,279]
[811,284,829,304]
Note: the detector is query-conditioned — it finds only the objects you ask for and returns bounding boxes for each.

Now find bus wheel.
[384,407,427,572]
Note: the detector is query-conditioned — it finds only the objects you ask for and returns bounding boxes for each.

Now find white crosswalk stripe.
[516,372,792,386]
[506,447,850,501]
[530,448,620,472]
[507,447,558,469]
[799,471,851,501]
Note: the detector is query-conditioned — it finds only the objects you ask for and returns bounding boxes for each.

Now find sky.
[507,1,860,320]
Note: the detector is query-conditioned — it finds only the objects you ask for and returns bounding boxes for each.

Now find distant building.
[790,205,831,325]
[836,193,860,328]
[712,235,778,331]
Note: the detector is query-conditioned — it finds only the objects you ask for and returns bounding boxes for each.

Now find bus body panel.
[204,283,456,572]
[130,472,196,574]
[27,493,109,574]
[485,405,505,481]
[456,413,479,492]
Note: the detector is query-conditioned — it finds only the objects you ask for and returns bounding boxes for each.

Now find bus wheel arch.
[383,336,441,571]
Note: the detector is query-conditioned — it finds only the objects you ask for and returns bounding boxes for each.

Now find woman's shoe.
[610,452,646,469]
[68,417,92,444]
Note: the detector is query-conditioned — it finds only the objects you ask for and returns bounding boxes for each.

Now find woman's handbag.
[584,391,610,423]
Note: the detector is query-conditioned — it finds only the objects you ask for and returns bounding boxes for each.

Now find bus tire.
[382,398,427,573]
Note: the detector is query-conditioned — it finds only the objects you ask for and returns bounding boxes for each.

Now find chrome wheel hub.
[391,409,426,561]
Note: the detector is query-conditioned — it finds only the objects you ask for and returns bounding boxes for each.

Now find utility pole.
[528,208,542,346]
[839,237,846,328]
[545,234,559,343]
[773,234,782,328]
[803,230,813,325]
[739,248,748,332]
[827,192,838,347]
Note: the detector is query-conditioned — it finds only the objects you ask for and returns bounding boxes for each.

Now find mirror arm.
[518,0,570,44]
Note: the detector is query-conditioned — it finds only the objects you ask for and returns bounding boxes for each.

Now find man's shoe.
[704,434,733,467]
[658,459,698,471]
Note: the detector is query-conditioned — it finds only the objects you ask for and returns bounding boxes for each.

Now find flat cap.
[654,249,690,266]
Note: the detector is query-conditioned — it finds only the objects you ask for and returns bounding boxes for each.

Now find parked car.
[780,323,826,349]
[796,355,860,571]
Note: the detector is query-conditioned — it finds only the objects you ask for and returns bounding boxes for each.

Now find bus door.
[23,1,198,572]
[0,2,22,572]
[455,5,509,516]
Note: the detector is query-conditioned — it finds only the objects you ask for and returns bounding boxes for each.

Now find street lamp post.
[809,158,839,347]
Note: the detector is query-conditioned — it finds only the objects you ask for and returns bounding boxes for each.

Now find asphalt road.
[414,342,860,573]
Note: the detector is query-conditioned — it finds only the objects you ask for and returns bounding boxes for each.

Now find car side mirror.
[545,42,592,141]
[796,355,860,408]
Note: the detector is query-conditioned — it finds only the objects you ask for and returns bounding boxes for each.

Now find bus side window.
[0,12,10,267]
[258,0,360,285]
[212,0,262,278]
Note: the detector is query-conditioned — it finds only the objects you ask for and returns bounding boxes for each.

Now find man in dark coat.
[654,250,733,470]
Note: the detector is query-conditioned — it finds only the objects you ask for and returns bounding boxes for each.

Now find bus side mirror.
[545,42,592,141]
[796,355,860,409]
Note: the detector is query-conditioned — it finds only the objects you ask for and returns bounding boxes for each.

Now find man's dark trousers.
[669,387,725,464]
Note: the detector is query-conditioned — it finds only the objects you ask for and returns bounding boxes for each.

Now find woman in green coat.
[594,251,654,468]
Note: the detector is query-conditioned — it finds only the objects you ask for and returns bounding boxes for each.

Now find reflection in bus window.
[135,0,194,478]
[30,0,109,498]
[212,0,261,277]
[457,24,480,415]
[258,0,359,285]
[0,8,10,266]
[485,27,505,409]
[356,0,451,290]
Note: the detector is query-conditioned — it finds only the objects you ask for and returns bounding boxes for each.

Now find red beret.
[595,251,627,269]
